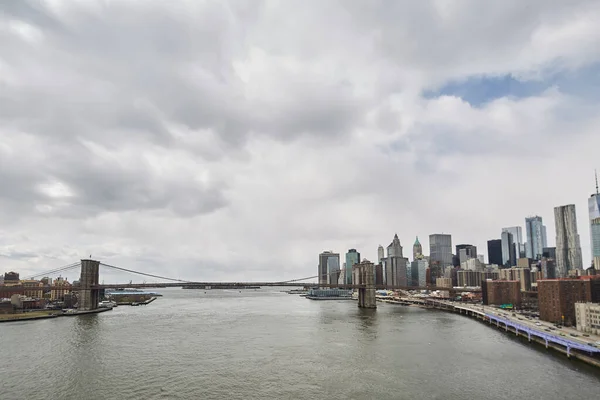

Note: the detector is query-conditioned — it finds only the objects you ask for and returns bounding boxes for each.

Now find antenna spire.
[596,169,599,195]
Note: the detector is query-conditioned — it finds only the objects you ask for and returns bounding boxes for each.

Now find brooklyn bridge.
[3,259,480,310]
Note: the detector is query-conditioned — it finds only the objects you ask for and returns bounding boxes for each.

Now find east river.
[1,288,599,399]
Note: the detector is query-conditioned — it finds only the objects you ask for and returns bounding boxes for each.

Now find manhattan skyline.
[1,2,600,282]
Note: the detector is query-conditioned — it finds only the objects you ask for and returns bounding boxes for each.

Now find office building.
[50,276,71,301]
[457,270,482,287]
[542,247,556,259]
[337,267,345,286]
[413,237,422,261]
[591,218,600,267]
[429,234,452,270]
[482,271,500,281]
[345,249,360,285]
[525,216,547,260]
[487,239,503,265]
[575,302,600,335]
[385,257,409,287]
[436,277,452,298]
[387,234,403,257]
[461,258,484,272]
[3,272,20,285]
[21,280,43,299]
[456,244,477,264]
[501,231,516,267]
[538,279,591,326]
[541,258,557,279]
[515,267,532,291]
[589,172,600,265]
[318,251,340,286]
[554,204,583,276]
[329,269,341,286]
[482,280,521,307]
[502,226,524,258]
[375,263,384,286]
[383,234,409,287]
[377,245,385,264]
[411,258,429,287]
[499,267,531,291]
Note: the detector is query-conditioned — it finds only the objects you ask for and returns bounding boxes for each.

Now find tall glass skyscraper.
[345,249,360,285]
[525,216,547,260]
[588,174,600,265]
[502,227,523,259]
[501,231,516,267]
[318,251,340,286]
[429,234,452,269]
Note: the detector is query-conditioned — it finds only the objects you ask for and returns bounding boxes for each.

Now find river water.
[1,288,599,399]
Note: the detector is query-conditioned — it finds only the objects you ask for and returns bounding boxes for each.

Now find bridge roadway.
[90,282,481,293]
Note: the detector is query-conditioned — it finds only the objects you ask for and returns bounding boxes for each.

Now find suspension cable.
[276,275,318,283]
[23,262,80,280]
[99,262,192,283]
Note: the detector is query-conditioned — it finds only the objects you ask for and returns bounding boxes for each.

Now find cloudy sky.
[2,0,600,283]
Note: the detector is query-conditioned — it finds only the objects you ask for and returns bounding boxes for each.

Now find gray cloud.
[1,1,600,280]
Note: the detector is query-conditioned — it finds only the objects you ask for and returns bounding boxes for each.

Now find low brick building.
[482,280,521,308]
[538,279,592,326]
[0,286,25,299]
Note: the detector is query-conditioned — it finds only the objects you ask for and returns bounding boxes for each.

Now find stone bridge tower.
[353,259,377,309]
[79,259,100,310]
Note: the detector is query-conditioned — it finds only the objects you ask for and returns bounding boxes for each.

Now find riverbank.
[0,310,60,323]
[0,307,113,323]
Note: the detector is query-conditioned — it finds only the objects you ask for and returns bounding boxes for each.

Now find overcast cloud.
[2,0,600,282]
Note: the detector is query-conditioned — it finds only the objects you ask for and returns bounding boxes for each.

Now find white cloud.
[1,0,600,282]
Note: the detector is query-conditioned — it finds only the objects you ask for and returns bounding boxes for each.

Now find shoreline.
[0,306,113,323]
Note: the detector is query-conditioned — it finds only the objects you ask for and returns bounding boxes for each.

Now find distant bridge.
[12,260,480,310]
[93,282,480,292]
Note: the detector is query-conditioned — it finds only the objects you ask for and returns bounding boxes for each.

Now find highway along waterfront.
[1,288,599,400]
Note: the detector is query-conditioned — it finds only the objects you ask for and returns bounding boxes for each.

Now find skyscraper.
[487,239,503,265]
[413,237,422,260]
[592,219,600,268]
[429,234,452,270]
[387,234,403,257]
[318,251,340,286]
[525,216,547,260]
[554,204,583,277]
[377,245,385,264]
[502,226,524,258]
[455,244,477,264]
[501,231,516,267]
[384,234,409,287]
[345,249,360,285]
[589,171,600,266]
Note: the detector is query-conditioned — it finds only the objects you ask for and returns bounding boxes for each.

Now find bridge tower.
[353,259,377,309]
[79,259,100,310]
